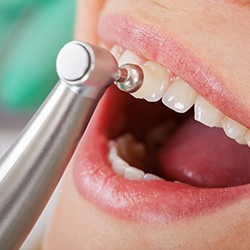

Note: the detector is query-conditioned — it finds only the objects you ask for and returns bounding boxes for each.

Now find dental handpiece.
[0,41,143,249]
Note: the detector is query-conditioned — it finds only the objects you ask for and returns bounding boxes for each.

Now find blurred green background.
[0,0,75,113]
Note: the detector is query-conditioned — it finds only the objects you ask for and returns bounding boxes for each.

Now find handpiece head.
[56,41,143,93]
[56,41,119,89]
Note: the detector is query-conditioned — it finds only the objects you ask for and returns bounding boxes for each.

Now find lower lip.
[72,86,250,223]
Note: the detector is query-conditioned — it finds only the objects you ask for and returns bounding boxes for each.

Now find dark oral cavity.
[112,88,250,188]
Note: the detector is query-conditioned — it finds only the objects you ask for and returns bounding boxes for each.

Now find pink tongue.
[158,118,250,188]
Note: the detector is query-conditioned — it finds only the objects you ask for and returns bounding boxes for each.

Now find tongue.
[158,118,250,188]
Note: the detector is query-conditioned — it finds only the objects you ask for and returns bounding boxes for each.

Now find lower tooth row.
[108,139,163,181]
[110,45,250,146]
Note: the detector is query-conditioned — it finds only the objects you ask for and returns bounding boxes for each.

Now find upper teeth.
[194,96,225,127]
[132,61,170,102]
[162,78,197,113]
[110,45,250,146]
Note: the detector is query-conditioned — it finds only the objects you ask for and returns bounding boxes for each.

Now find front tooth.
[132,61,170,101]
[118,49,145,66]
[194,96,225,127]
[124,166,145,180]
[162,78,197,113]
[222,117,248,140]
[110,45,124,60]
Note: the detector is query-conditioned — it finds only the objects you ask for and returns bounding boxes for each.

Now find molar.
[132,61,170,101]
[194,96,225,127]
[222,117,248,140]
[109,141,145,180]
[115,133,146,166]
[108,134,162,181]
[162,78,197,113]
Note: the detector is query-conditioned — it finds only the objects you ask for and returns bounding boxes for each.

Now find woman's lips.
[73,86,250,223]
[72,12,250,223]
[98,14,250,129]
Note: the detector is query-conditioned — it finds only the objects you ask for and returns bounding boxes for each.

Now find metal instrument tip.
[114,63,144,93]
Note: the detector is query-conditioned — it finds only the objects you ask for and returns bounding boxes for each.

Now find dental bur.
[0,41,143,249]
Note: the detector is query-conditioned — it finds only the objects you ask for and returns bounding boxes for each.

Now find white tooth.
[132,61,170,101]
[235,137,247,145]
[215,122,223,128]
[110,45,123,61]
[109,142,128,176]
[108,141,117,163]
[115,133,146,164]
[112,157,129,176]
[162,78,197,113]
[108,137,146,179]
[99,42,108,50]
[118,49,144,66]
[144,173,163,180]
[173,181,191,186]
[245,130,250,147]
[222,117,247,140]
[124,166,145,180]
[194,96,225,127]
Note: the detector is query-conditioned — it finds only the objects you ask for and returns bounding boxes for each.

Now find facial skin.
[43,1,250,249]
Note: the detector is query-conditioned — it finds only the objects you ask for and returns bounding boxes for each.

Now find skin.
[43,1,250,249]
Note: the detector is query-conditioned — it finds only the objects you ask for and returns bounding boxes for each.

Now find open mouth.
[72,14,250,223]
[108,45,250,188]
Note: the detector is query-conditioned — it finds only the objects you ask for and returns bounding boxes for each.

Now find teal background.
[0,0,75,112]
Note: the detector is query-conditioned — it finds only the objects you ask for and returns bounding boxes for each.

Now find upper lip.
[98,13,250,129]
[72,12,250,223]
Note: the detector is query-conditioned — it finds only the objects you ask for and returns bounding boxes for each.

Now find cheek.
[43,165,250,249]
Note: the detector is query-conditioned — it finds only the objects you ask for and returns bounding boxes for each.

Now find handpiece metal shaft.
[0,41,143,249]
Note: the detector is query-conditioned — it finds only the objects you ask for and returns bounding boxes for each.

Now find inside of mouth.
[108,87,250,188]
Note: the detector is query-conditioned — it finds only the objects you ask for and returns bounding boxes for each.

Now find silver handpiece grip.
[0,41,119,249]
[0,82,105,249]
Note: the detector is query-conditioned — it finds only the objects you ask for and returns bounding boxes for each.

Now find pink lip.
[73,84,250,223]
[73,14,250,223]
